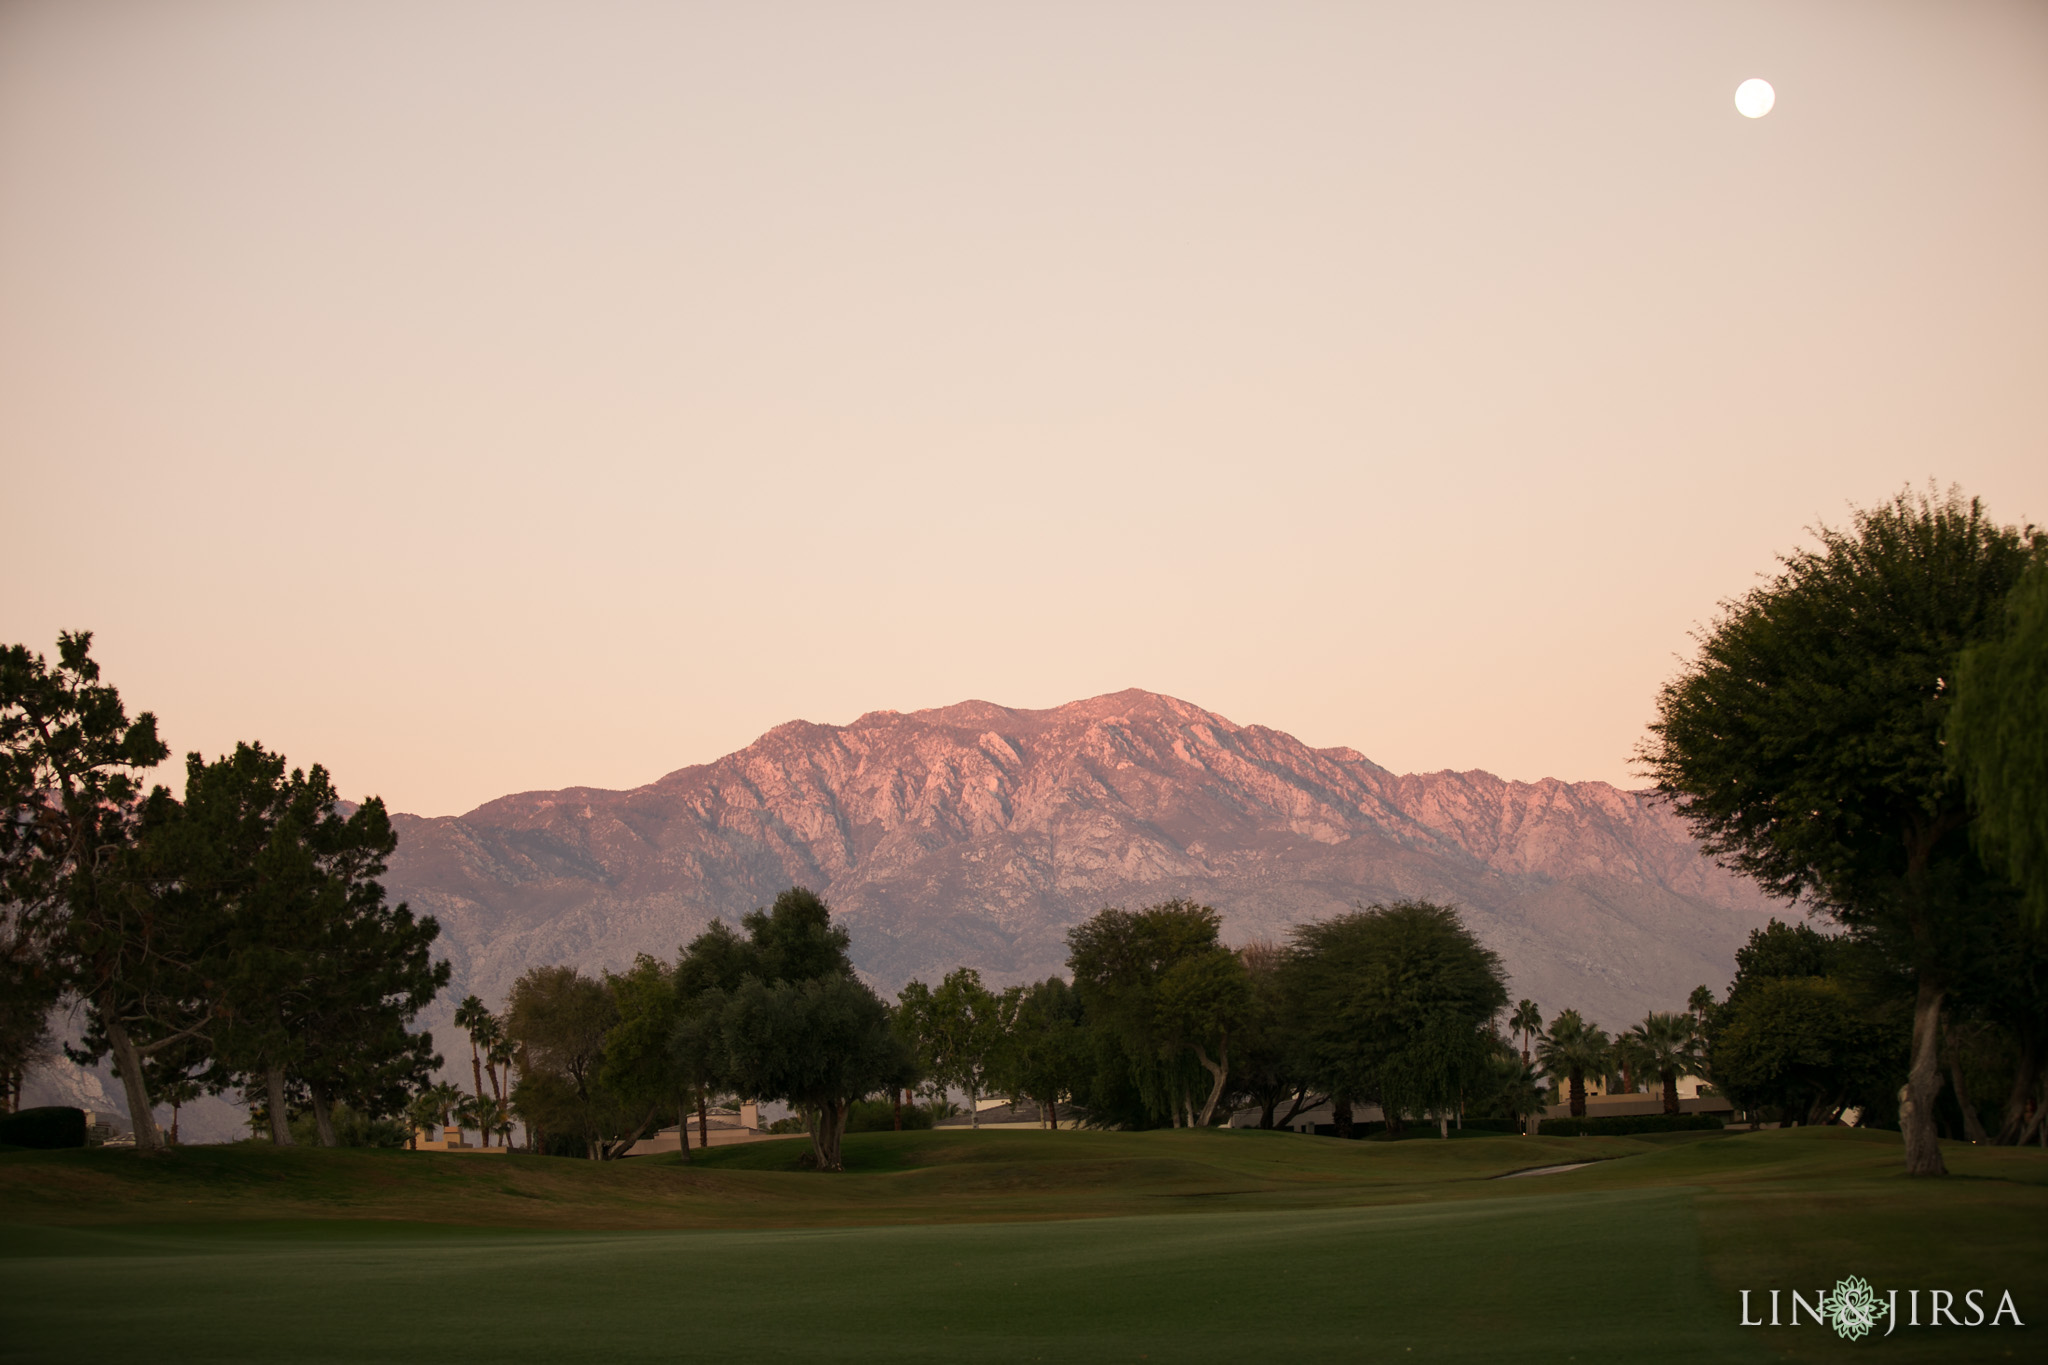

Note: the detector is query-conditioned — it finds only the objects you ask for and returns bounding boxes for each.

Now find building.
[412,1123,509,1153]
[934,1098,1085,1130]
[621,1102,771,1156]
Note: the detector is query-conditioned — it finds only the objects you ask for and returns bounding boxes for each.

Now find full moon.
[1735,78,1776,119]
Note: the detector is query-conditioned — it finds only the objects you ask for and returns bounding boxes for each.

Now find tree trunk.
[601,1104,662,1160]
[1993,1034,2041,1144]
[2018,1099,2046,1147]
[469,1040,484,1101]
[1046,1095,1059,1130]
[309,1086,339,1148]
[265,1063,293,1146]
[969,1085,980,1129]
[811,1099,847,1171]
[698,1090,710,1149]
[1332,1098,1353,1139]
[892,1086,902,1132]
[1438,1113,1448,1140]
[1662,1070,1680,1117]
[1193,1043,1229,1128]
[1900,981,1948,1176]
[1568,1070,1587,1119]
[1275,1088,1321,1130]
[1943,1023,1988,1144]
[1259,1094,1276,1129]
[101,1015,161,1153]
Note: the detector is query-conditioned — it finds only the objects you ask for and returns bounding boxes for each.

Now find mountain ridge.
[381,688,1780,1033]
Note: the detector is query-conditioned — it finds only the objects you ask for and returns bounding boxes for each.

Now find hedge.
[1531,1113,1726,1137]
[0,1105,88,1149]
[1297,1113,1725,1139]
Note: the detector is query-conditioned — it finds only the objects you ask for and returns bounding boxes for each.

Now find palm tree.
[403,1091,442,1149]
[456,1091,502,1148]
[454,995,496,1103]
[1627,1012,1708,1116]
[1609,1031,1648,1095]
[486,1034,515,1106]
[1492,1052,1550,1136]
[1510,1000,1543,1065]
[1536,1009,1611,1118]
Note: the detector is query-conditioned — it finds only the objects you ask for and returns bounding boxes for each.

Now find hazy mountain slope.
[384,690,1781,1032]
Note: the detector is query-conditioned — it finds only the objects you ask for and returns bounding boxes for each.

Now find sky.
[3,1,2045,817]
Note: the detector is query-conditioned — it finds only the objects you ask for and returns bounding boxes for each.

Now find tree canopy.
[1639,488,2043,1175]
[1949,559,2048,925]
[1287,900,1507,1132]
[1067,899,1249,1128]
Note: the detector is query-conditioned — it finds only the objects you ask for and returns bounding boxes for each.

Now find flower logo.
[1822,1276,1887,1341]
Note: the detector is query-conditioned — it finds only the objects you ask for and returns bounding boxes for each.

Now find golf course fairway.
[4,1126,2042,1363]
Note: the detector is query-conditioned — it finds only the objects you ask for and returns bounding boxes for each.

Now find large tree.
[1625,1012,1707,1116]
[1639,489,2043,1175]
[718,972,913,1171]
[1289,901,1507,1135]
[1949,560,2048,926]
[1535,1010,1610,1119]
[506,965,631,1159]
[1067,900,1248,1128]
[991,976,1088,1129]
[600,954,693,1157]
[1228,942,1320,1131]
[1,633,192,1150]
[172,742,444,1147]
[906,967,1001,1128]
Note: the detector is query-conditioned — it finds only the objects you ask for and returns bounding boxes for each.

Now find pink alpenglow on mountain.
[385,690,1779,1031]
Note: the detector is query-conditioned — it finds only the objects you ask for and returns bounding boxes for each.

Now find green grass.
[2,1127,2041,1364]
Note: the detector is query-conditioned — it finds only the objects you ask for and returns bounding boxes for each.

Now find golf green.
[1,1189,1755,1364]
[4,1128,2041,1363]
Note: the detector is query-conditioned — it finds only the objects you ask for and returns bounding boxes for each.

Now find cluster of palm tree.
[402,996,518,1148]
[1507,999,1709,1129]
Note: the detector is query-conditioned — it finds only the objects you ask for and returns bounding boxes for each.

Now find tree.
[1068,900,1247,1128]
[1949,560,2048,925]
[921,967,1002,1128]
[600,954,691,1158]
[1626,1012,1707,1116]
[0,922,58,1114]
[991,977,1087,1129]
[1510,1000,1543,1066]
[736,887,853,984]
[169,743,445,1148]
[1705,920,1911,1129]
[717,973,913,1171]
[1639,488,2043,1175]
[454,995,496,1103]
[1289,901,1507,1135]
[663,890,859,1152]
[505,965,629,1159]
[1478,1048,1550,1136]
[1155,946,1251,1127]
[1229,943,1319,1130]
[456,1090,503,1147]
[1,633,193,1151]
[1537,1010,1610,1119]
[1714,977,1904,1127]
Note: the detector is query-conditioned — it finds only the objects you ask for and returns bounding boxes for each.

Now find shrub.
[846,1099,934,1132]
[1534,1114,1725,1137]
[0,1106,88,1149]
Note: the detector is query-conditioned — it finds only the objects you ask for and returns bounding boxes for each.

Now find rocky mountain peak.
[385,690,1780,1034]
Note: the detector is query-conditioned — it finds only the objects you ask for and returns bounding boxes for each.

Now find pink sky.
[4,1,2045,816]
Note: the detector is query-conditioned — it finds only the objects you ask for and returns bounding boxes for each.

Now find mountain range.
[384,689,1781,1030]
